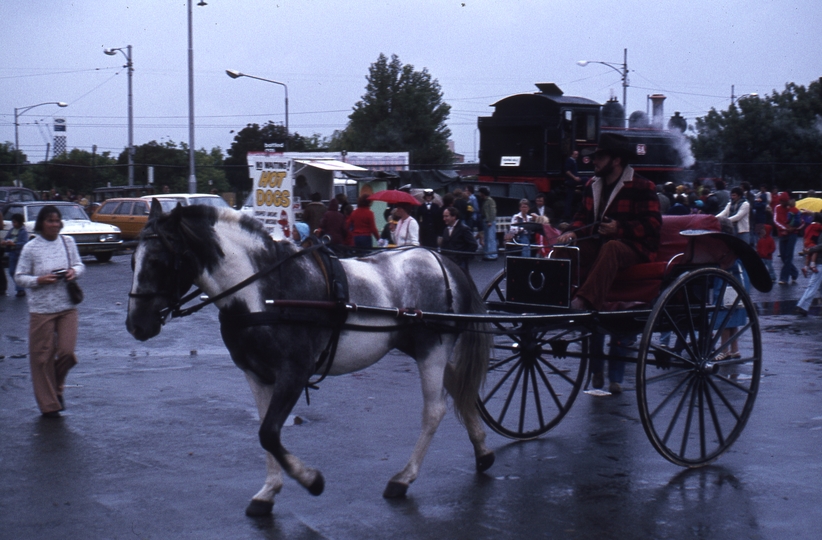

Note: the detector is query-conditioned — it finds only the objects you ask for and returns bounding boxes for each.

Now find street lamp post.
[730,85,758,105]
[104,45,134,186]
[577,48,629,124]
[14,101,67,181]
[225,70,289,150]
[187,0,207,194]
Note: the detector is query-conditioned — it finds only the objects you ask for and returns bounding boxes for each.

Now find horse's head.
[126,199,222,341]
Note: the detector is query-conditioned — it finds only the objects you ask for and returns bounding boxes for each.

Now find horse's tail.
[450,284,491,424]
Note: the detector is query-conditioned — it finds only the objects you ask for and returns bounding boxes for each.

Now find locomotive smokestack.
[650,94,666,129]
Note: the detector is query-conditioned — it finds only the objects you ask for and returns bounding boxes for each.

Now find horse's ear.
[149,198,164,220]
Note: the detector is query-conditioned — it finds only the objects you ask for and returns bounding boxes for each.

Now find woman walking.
[346,194,380,250]
[14,205,85,418]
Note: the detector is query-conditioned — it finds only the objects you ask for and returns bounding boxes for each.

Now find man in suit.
[441,207,478,276]
[416,189,443,248]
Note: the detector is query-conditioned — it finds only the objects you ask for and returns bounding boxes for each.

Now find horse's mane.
[146,205,288,272]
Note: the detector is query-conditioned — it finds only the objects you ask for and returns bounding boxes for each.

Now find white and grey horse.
[126,200,495,516]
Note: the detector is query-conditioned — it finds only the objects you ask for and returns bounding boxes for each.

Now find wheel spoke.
[483,356,522,403]
[534,357,564,411]
[536,356,581,386]
[517,362,531,433]
[496,360,525,425]
[488,352,521,373]
[703,379,726,447]
[527,362,546,431]
[678,378,700,457]
[651,371,693,421]
[660,375,696,446]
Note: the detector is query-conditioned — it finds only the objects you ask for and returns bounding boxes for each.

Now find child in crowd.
[757,224,777,282]
[800,212,822,277]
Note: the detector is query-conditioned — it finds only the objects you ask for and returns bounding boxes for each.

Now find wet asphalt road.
[1,248,821,540]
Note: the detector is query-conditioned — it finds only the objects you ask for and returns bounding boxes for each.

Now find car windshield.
[189,196,231,208]
[27,204,90,221]
[158,199,180,212]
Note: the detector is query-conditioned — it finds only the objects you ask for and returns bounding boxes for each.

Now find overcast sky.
[1,0,820,166]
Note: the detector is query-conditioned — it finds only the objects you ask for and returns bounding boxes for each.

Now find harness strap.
[163,241,328,320]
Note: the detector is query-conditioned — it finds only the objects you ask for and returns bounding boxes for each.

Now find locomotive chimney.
[649,94,666,129]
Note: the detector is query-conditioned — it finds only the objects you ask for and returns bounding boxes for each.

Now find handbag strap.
[61,236,73,272]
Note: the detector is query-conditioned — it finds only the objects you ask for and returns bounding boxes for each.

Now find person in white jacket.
[717,186,751,245]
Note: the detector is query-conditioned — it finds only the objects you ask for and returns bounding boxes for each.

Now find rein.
[130,231,329,323]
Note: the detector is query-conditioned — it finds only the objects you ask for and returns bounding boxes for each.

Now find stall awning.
[294,159,367,172]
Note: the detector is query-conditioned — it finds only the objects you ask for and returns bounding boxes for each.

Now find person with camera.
[14,205,85,418]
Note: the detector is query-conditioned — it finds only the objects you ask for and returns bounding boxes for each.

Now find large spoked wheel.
[478,270,589,440]
[637,267,762,467]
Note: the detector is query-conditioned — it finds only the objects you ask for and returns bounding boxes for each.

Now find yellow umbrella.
[796,197,822,213]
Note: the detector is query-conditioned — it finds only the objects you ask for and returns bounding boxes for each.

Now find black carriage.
[476,213,769,467]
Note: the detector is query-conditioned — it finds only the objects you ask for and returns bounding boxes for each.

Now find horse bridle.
[129,229,329,324]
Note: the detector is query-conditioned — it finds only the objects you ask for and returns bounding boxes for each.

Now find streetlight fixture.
[730,85,758,105]
[187,0,208,194]
[577,48,629,123]
[14,101,68,181]
[226,69,289,150]
[104,45,135,186]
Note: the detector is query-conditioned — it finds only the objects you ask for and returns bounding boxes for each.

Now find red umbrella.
[368,190,421,206]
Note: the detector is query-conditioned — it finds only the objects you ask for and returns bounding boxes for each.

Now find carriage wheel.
[637,267,762,467]
[478,270,589,440]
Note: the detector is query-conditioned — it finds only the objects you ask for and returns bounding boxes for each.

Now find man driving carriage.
[555,133,662,392]
[556,133,662,312]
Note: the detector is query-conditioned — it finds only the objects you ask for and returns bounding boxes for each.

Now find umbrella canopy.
[368,190,421,206]
[796,197,822,213]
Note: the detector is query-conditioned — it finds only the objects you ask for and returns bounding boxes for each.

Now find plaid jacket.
[570,166,662,262]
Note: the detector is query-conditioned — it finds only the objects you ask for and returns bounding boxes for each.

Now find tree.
[0,142,26,185]
[336,53,453,167]
[45,148,119,195]
[692,78,822,190]
[224,122,326,192]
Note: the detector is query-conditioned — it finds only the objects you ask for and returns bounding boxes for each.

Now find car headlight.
[99,233,119,242]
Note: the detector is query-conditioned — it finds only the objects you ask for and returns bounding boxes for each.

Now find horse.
[126,200,495,516]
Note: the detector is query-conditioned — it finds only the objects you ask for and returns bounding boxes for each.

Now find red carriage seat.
[604,214,721,306]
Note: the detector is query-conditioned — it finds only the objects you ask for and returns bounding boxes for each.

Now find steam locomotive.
[477,83,692,211]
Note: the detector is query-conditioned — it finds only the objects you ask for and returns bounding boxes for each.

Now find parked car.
[0,186,39,206]
[1,201,122,262]
[91,198,177,240]
[141,193,232,209]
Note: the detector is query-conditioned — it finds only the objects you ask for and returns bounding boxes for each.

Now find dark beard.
[595,158,615,180]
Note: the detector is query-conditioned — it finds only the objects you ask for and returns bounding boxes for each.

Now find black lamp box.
[505,257,571,308]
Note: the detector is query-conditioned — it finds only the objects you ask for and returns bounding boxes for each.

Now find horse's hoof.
[383,480,408,499]
[307,471,325,496]
[245,499,274,517]
[476,451,495,472]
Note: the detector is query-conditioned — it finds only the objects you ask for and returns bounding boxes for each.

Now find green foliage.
[692,78,822,190]
[224,122,328,192]
[0,141,27,185]
[337,53,453,167]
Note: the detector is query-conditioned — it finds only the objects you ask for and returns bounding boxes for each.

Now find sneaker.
[812,265,819,273]
[591,371,604,389]
[608,382,623,394]
[802,266,810,278]
[796,306,808,317]
[777,281,787,285]
[41,411,61,419]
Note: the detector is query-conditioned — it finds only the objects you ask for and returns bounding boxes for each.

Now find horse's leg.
[443,364,495,472]
[243,373,284,517]
[256,364,325,498]
[383,347,449,499]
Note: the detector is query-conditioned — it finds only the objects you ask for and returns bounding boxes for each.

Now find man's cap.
[423,188,434,195]
[580,133,635,160]
[478,187,490,195]
[778,191,790,202]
